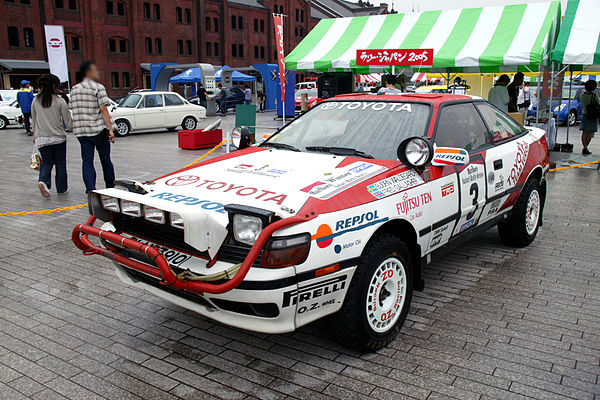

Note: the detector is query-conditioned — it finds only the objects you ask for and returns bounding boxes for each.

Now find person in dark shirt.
[507,72,524,112]
[215,84,226,116]
[197,83,207,109]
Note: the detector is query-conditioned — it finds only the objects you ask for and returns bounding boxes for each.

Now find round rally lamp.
[397,136,434,168]
[232,126,253,150]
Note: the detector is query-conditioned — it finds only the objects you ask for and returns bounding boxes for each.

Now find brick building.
[0,0,311,96]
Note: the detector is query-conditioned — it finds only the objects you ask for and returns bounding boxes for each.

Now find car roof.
[331,93,474,104]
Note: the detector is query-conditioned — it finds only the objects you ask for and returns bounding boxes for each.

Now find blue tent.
[169,68,202,83]
[215,65,256,82]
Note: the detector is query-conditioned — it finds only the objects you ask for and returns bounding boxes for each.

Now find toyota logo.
[48,38,63,48]
[164,175,200,186]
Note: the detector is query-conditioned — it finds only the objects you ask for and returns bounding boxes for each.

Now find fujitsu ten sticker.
[366,170,424,199]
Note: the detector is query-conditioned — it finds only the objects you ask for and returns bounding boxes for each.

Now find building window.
[260,46,265,59]
[206,41,211,56]
[54,0,63,7]
[71,35,81,51]
[238,16,243,30]
[213,42,219,56]
[119,38,127,52]
[143,2,150,18]
[239,44,243,57]
[122,72,130,88]
[111,72,119,88]
[301,10,304,22]
[176,7,182,23]
[260,19,264,33]
[254,45,258,58]
[213,18,218,32]
[185,8,191,23]
[232,44,237,58]
[254,18,258,32]
[295,8,299,21]
[7,26,19,47]
[145,37,152,53]
[186,40,192,55]
[295,27,298,37]
[106,0,114,14]
[177,40,183,55]
[108,38,116,52]
[300,27,304,36]
[21,0,31,4]
[117,1,124,15]
[205,17,210,31]
[280,5,284,13]
[155,38,162,54]
[67,0,76,9]
[153,4,160,20]
[231,15,236,29]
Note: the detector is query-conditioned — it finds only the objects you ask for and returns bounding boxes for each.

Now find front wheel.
[498,178,542,247]
[115,119,131,136]
[182,116,197,130]
[328,233,413,352]
[568,110,577,127]
[0,116,7,129]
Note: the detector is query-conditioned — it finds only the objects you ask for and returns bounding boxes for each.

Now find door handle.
[493,159,503,170]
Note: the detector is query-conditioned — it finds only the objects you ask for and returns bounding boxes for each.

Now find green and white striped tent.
[552,0,600,66]
[286,1,561,74]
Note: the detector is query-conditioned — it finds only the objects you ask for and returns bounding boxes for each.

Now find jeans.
[38,141,68,193]
[78,134,115,193]
[244,99,251,105]
[23,112,31,133]
[218,100,226,115]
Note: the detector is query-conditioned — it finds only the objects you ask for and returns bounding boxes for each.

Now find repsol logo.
[151,192,226,213]
[335,211,379,230]
[282,275,347,307]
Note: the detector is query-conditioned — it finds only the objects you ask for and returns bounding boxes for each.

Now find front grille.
[112,213,264,266]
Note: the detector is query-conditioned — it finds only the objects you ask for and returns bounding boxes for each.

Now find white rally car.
[73,93,549,351]
[110,91,206,136]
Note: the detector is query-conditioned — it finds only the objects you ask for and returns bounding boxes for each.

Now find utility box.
[178,129,222,150]
[235,104,257,134]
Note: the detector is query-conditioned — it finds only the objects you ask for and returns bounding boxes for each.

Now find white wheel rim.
[117,122,128,135]
[0,119,5,128]
[569,112,576,125]
[366,257,407,333]
[525,190,540,235]
[184,118,195,129]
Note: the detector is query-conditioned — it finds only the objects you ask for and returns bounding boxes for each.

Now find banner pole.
[282,13,285,126]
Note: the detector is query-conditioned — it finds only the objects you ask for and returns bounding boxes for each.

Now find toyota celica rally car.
[73,93,549,351]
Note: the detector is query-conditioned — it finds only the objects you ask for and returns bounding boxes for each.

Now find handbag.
[30,144,42,170]
[586,93,600,119]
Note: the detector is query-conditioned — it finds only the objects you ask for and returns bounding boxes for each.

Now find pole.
[566,68,572,145]
[549,62,555,149]
[281,13,285,126]
[536,65,541,125]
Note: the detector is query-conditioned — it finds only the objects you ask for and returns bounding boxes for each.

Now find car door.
[432,102,492,239]
[475,102,527,223]
[134,94,165,129]
[163,93,186,127]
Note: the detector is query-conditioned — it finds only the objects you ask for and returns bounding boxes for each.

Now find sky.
[363,0,569,13]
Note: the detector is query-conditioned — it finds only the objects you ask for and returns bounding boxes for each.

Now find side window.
[434,103,490,152]
[164,93,184,106]
[144,94,164,108]
[476,102,523,142]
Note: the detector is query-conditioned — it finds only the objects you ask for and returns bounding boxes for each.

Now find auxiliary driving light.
[170,213,185,229]
[121,200,142,217]
[100,195,120,212]
[143,205,165,224]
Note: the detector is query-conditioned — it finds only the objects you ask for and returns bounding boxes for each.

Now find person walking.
[488,75,510,112]
[17,80,35,135]
[243,85,252,105]
[579,80,599,155]
[507,72,524,112]
[197,83,207,109]
[69,61,116,193]
[31,74,72,198]
[215,84,227,116]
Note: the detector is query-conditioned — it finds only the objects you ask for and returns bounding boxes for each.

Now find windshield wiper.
[305,146,374,159]
[260,142,301,152]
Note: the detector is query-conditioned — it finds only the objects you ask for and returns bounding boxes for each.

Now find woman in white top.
[488,74,510,112]
[31,74,73,198]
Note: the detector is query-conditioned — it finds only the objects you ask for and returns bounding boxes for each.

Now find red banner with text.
[356,49,434,66]
[273,14,286,101]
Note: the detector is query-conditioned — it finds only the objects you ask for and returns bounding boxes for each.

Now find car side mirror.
[232,126,253,150]
[397,137,434,169]
[431,146,470,166]
[111,106,116,112]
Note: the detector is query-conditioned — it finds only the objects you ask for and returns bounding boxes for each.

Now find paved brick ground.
[0,116,599,400]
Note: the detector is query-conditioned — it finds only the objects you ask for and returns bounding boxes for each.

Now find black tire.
[0,116,7,129]
[115,119,131,136]
[182,116,197,130]
[498,178,542,247]
[328,233,413,352]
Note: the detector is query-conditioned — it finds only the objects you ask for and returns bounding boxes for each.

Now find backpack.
[586,92,600,119]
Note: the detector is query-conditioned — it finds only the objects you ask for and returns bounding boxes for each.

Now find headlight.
[143,205,165,224]
[101,195,120,212]
[233,214,263,245]
[170,213,185,229]
[121,200,142,217]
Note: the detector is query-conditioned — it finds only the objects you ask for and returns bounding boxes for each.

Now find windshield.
[296,89,318,98]
[263,101,431,160]
[119,94,141,108]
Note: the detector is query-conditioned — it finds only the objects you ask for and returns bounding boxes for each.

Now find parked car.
[295,81,317,90]
[110,91,205,136]
[294,88,319,110]
[415,85,449,94]
[0,89,19,105]
[74,93,549,351]
[527,85,584,126]
[189,86,245,111]
[0,100,24,129]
